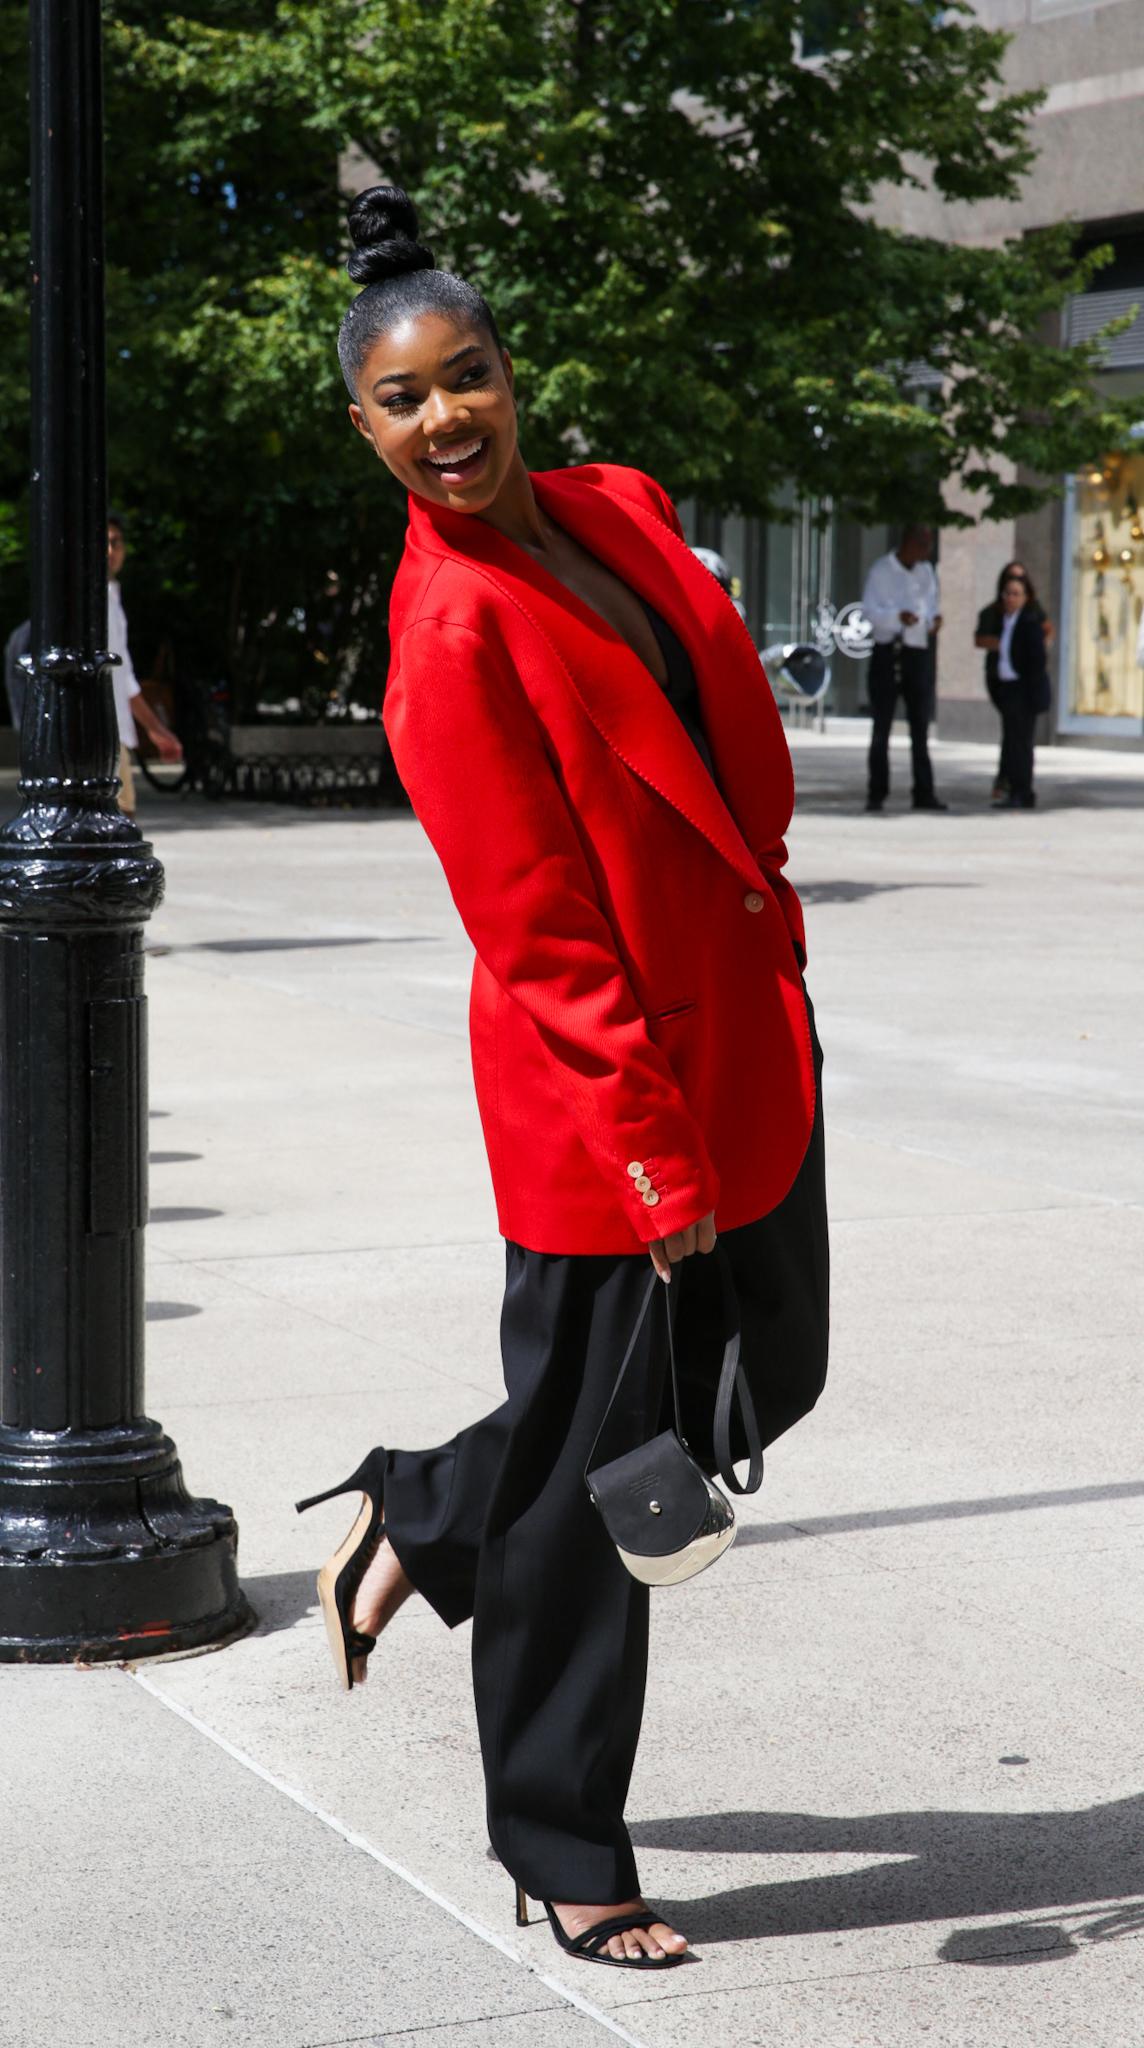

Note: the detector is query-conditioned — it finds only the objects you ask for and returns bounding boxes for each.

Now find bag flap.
[587,1430,712,1557]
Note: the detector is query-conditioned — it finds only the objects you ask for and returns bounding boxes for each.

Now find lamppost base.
[0,1549,254,1664]
[0,1421,255,1663]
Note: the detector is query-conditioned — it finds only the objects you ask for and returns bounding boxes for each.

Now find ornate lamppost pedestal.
[0,1425,249,1663]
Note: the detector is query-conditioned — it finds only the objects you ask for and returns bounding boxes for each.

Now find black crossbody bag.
[584,1256,764,1587]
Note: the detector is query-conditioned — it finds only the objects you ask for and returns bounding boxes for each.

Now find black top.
[637,596,717,780]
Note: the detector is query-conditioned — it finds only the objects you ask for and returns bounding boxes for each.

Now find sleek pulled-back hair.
[337,185,502,399]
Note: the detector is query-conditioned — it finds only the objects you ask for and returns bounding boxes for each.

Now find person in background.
[690,546,749,624]
[974,562,1054,805]
[987,569,1049,810]
[862,524,946,814]
[107,513,182,815]
[3,619,31,732]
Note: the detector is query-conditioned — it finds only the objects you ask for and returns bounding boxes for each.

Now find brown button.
[626,1161,644,1179]
[744,891,765,914]
[642,1189,660,1207]
[635,1174,652,1193]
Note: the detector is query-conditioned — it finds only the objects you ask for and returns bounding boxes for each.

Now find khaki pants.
[117,744,136,816]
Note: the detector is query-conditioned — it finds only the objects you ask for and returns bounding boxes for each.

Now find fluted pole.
[0,0,252,1660]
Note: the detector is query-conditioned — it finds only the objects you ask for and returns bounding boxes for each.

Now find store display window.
[1067,453,1144,723]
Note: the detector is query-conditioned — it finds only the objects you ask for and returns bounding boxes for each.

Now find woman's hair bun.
[346,184,435,287]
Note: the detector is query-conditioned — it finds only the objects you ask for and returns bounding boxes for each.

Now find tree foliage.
[0,0,1133,706]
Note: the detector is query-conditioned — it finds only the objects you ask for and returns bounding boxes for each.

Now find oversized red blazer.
[383,463,816,1256]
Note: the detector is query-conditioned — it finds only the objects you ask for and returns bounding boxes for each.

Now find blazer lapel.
[409,480,768,890]
[536,472,791,867]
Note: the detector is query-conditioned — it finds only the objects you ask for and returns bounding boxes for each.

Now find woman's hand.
[649,1211,717,1283]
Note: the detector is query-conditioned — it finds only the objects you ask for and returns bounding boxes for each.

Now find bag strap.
[585,1269,665,1486]
[585,1254,764,1497]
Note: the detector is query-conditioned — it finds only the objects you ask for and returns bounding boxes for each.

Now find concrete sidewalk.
[3,728,1143,2048]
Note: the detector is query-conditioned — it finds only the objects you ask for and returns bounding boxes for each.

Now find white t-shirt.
[107,578,141,748]
[861,551,940,651]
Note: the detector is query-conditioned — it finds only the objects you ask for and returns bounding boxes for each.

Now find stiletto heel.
[295,1445,388,1692]
[514,1883,530,1928]
[295,1447,386,1517]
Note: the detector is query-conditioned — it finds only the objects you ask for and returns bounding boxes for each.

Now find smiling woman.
[337,187,509,503]
[293,184,829,1980]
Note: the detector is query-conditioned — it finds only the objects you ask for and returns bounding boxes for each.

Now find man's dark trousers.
[867,640,935,806]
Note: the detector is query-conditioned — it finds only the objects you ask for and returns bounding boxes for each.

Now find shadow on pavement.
[149,1205,223,1223]
[187,934,431,952]
[797,879,975,906]
[241,1568,319,1633]
[736,1478,1144,1545]
[133,795,411,835]
[791,767,1144,818]
[633,1797,1144,1955]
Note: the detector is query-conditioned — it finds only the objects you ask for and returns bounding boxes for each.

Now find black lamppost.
[0,0,252,1661]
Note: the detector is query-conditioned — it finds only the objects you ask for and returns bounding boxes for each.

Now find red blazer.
[383,463,815,1256]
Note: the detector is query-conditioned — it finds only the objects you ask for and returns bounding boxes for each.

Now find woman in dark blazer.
[975,563,1053,803]
[981,570,1050,809]
[296,188,829,1971]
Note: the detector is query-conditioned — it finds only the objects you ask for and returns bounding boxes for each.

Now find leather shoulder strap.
[586,1253,764,1497]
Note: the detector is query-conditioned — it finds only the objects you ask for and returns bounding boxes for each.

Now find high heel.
[295,1446,388,1692]
[511,1884,685,1969]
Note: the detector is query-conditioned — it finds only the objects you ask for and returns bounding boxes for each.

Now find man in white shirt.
[107,514,182,815]
[861,525,946,813]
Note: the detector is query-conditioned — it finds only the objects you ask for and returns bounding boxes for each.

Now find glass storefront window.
[1067,453,1144,723]
[677,493,888,714]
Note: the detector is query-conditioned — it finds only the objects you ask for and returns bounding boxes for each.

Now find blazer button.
[744,891,765,914]
[626,1161,644,1178]
[635,1174,652,1193]
[642,1189,660,1207]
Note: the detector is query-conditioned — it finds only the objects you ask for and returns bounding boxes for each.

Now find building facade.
[683,0,1144,744]
[914,0,1144,746]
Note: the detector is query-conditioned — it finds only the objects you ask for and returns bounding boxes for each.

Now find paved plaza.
[2,724,1143,2048]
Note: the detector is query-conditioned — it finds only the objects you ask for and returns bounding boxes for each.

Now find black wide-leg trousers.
[383,1012,828,1903]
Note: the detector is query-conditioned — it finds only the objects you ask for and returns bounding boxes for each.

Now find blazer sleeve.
[1017,611,1050,711]
[384,614,721,1242]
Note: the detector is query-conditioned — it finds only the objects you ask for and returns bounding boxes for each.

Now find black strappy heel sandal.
[295,1446,388,1692]
[514,1885,687,1969]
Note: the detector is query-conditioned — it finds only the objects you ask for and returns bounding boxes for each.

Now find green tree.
[0,0,1132,709]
